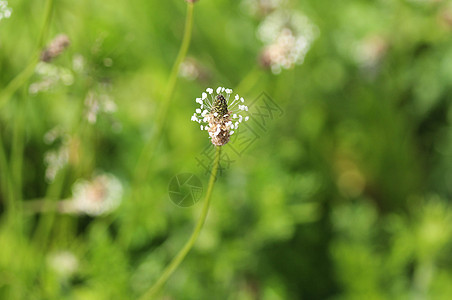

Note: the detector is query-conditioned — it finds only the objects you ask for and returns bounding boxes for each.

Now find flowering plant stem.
[0,131,16,219]
[235,66,262,95]
[140,146,222,300]
[135,2,194,182]
[0,0,54,110]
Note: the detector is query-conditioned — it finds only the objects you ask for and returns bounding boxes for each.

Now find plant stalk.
[140,146,222,299]
[135,2,195,182]
[0,0,54,109]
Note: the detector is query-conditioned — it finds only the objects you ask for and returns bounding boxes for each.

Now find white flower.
[43,128,71,183]
[29,62,74,94]
[84,90,117,124]
[191,86,250,146]
[258,10,319,74]
[71,173,123,216]
[47,251,79,279]
[0,1,12,21]
[44,145,69,182]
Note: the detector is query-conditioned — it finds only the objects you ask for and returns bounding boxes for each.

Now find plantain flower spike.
[191,87,249,146]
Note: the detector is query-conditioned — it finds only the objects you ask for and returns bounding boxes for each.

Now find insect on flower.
[191,87,250,146]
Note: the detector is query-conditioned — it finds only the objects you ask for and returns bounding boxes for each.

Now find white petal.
[206,88,213,94]
[245,116,249,121]
[233,114,237,118]
[196,108,201,113]
[200,125,204,130]
[230,130,235,135]
[240,97,244,103]
[202,92,207,100]
[216,87,222,94]
[196,98,203,104]
[235,94,239,100]
[225,88,232,94]
[213,112,218,117]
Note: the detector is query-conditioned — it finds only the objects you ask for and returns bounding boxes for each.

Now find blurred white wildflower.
[44,126,66,144]
[258,10,318,74]
[44,146,69,182]
[191,87,249,146]
[72,54,86,73]
[41,34,71,62]
[241,0,285,16]
[44,128,70,182]
[84,90,117,124]
[29,62,74,94]
[0,1,12,21]
[352,35,388,74]
[179,58,210,82]
[70,173,123,216]
[47,251,79,279]
[179,59,199,81]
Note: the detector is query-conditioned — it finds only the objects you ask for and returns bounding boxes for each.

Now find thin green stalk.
[0,131,9,199]
[0,0,54,110]
[140,146,222,300]
[235,66,262,95]
[135,2,194,182]
[11,94,26,202]
[0,131,16,215]
[32,166,67,247]
[31,97,91,247]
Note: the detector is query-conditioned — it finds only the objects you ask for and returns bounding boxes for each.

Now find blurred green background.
[1,0,452,299]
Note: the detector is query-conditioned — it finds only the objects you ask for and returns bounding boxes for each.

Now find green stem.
[32,166,67,247]
[135,2,194,182]
[0,131,16,216]
[0,0,54,110]
[234,66,262,95]
[11,94,26,202]
[140,146,222,300]
[37,0,55,50]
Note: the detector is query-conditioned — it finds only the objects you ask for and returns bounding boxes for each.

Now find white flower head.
[191,86,250,146]
[258,10,319,74]
[0,1,12,21]
[84,90,117,124]
[71,173,123,216]
[47,251,79,279]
